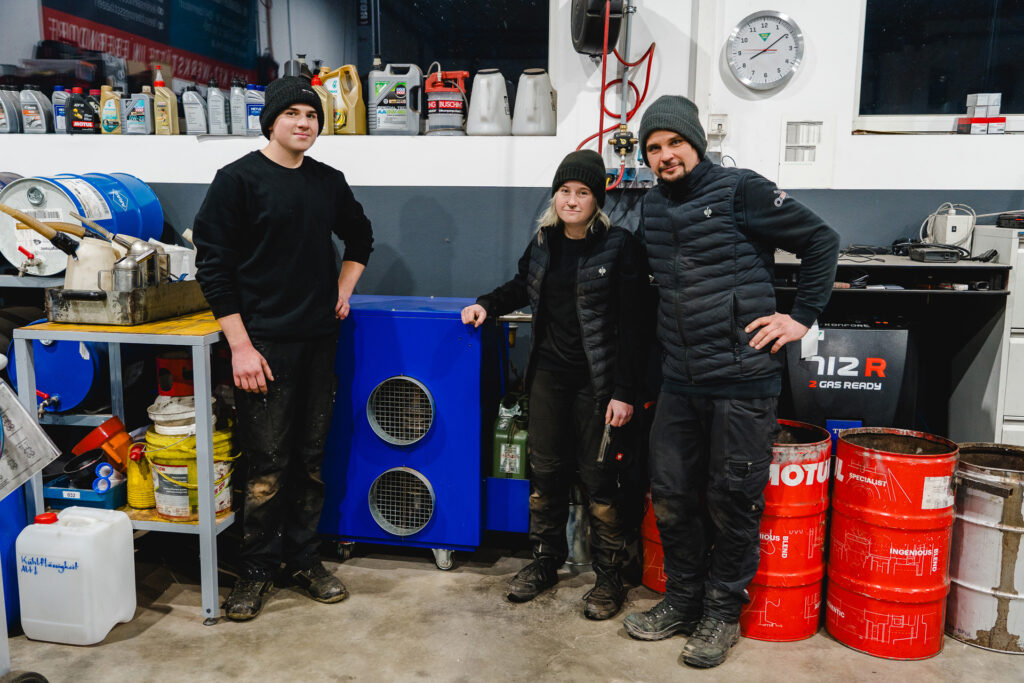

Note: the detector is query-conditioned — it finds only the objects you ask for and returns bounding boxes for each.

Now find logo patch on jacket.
[598,266,607,276]
[774,190,788,207]
[704,207,712,218]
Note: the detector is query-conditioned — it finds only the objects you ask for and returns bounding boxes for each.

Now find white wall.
[262,0,357,73]
[693,1,1024,191]
[0,0,42,66]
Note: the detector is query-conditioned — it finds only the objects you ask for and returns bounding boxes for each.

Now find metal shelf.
[129,511,235,535]
[39,413,113,426]
[0,275,62,288]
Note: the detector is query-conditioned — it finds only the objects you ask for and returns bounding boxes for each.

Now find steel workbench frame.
[12,314,231,625]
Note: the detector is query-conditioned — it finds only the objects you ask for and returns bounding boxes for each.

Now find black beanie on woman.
[551,150,607,208]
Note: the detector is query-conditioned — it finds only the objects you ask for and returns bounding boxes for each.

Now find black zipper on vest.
[672,219,692,382]
[575,253,598,389]
[731,292,741,363]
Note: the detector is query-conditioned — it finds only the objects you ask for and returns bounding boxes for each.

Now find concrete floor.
[6,541,1023,683]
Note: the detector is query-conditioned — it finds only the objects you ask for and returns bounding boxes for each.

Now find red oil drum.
[641,492,667,593]
[740,420,831,641]
[826,427,958,660]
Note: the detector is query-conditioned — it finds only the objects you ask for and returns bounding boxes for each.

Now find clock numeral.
[741,63,746,68]
[749,27,755,33]
[741,37,748,43]
[777,67,782,73]
[761,22,768,28]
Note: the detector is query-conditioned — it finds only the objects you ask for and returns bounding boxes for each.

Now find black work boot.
[680,616,741,668]
[290,562,349,603]
[506,558,559,603]
[224,578,272,621]
[623,599,701,641]
[583,565,626,620]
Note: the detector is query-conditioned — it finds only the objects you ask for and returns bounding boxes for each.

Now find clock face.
[726,11,804,91]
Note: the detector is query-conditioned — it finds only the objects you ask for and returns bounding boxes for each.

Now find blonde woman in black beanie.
[462,150,642,620]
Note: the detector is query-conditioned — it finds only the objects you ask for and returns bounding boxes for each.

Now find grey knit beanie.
[260,76,325,139]
[638,95,707,164]
[551,150,607,207]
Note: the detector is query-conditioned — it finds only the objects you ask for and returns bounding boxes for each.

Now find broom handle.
[15,221,88,238]
[68,211,115,241]
[0,203,58,239]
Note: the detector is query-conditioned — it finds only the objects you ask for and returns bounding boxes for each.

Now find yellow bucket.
[145,428,236,521]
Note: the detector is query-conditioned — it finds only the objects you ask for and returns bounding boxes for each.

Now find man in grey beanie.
[194,76,373,621]
[622,95,839,668]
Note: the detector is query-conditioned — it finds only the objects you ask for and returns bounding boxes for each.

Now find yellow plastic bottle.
[152,65,179,135]
[323,65,366,135]
[99,85,123,134]
[310,72,334,136]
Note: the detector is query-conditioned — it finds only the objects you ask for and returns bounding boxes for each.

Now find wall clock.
[726,11,804,91]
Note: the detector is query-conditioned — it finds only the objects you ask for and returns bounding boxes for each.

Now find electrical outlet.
[708,114,728,137]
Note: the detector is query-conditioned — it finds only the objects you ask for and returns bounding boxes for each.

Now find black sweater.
[194,151,373,340]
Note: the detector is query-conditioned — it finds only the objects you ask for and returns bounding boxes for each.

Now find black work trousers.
[648,391,778,621]
[233,334,338,580]
[527,369,626,570]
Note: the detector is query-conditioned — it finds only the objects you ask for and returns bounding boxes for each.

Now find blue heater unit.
[319,296,503,568]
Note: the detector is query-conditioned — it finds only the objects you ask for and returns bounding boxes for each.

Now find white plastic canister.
[16,507,136,645]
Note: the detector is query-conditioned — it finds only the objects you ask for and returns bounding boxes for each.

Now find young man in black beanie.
[194,75,373,621]
[622,95,838,667]
[462,149,642,620]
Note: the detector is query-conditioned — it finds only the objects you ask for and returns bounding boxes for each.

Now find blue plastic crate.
[43,475,127,510]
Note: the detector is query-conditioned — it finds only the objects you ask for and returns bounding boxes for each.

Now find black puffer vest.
[526,225,630,399]
[642,161,779,386]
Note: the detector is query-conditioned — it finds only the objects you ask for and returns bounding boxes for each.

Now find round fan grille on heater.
[368,467,436,536]
[367,376,435,445]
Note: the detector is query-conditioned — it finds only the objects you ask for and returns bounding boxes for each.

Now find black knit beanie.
[260,76,325,139]
[551,150,607,208]
[638,95,707,164]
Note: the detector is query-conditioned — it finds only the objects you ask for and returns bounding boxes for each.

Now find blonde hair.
[535,195,611,244]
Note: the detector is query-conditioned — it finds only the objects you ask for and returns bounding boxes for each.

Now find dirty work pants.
[648,392,778,621]
[234,334,338,580]
[527,369,626,571]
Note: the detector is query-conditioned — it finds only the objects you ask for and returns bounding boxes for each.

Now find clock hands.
[749,33,788,61]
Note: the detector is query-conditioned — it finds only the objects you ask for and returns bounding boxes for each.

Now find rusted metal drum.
[946,443,1024,653]
[641,491,667,592]
[741,420,831,642]
[826,427,959,660]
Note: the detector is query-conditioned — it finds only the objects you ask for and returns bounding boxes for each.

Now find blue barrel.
[46,172,163,241]
[8,333,107,412]
[0,172,21,190]
[0,486,27,632]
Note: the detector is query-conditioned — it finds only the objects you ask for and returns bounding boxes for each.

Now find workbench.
[12,311,230,624]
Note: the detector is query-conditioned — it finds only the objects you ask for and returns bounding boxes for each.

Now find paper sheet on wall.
[0,380,61,501]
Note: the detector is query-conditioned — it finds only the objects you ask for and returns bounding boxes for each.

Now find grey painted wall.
[151,182,1024,299]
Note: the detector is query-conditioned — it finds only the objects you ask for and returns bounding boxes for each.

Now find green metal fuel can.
[492,394,528,478]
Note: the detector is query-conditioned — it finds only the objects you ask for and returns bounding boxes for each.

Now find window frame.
[851,1,1024,133]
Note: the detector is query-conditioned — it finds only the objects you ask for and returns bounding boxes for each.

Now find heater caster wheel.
[336,542,355,562]
[432,548,454,570]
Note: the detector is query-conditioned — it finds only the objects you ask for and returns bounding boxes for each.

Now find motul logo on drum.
[827,601,845,619]
[768,461,829,487]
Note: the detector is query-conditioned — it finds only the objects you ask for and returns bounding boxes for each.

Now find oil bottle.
[20,84,54,133]
[182,85,207,134]
[206,79,230,135]
[66,87,99,134]
[153,65,179,135]
[309,72,334,135]
[323,65,367,135]
[52,86,69,133]
[244,84,263,136]
[367,63,422,135]
[0,86,21,133]
[125,86,154,134]
[99,85,123,134]
[229,78,246,135]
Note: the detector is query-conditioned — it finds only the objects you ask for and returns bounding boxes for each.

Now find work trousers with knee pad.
[233,334,338,580]
[527,369,627,571]
[648,392,778,621]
